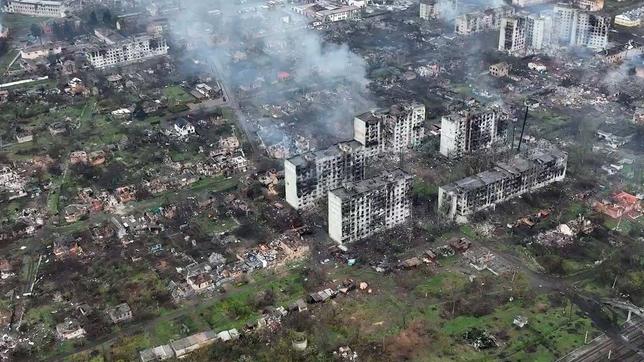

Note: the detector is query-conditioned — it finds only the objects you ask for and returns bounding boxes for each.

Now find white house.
[174,118,195,137]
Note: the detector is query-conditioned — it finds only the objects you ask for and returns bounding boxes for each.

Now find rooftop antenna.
[517,105,529,153]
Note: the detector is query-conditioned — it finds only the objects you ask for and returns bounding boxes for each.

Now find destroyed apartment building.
[499,5,610,55]
[2,0,68,17]
[455,6,515,36]
[552,4,609,50]
[438,146,568,222]
[419,0,442,20]
[354,103,426,156]
[285,140,366,210]
[285,103,425,209]
[84,28,168,69]
[328,169,413,244]
[499,13,554,55]
[439,103,512,159]
[292,1,365,24]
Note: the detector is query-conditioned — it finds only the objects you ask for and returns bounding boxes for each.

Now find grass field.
[2,14,54,35]
[0,49,19,74]
[194,214,238,236]
[323,265,598,361]
[163,86,195,105]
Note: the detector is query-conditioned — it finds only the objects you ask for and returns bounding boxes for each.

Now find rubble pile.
[534,216,595,248]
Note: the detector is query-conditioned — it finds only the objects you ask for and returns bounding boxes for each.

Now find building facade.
[573,0,604,12]
[499,14,553,55]
[438,146,567,222]
[328,169,413,244]
[354,103,426,155]
[419,0,437,20]
[499,16,526,54]
[553,5,609,50]
[512,0,552,6]
[285,141,366,210]
[85,35,168,68]
[286,103,425,210]
[489,62,511,77]
[500,7,608,55]
[439,104,512,159]
[3,0,67,17]
[455,6,515,35]
[615,7,643,27]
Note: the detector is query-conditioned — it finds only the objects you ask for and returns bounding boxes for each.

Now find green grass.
[24,304,56,328]
[150,320,183,345]
[603,217,633,234]
[110,334,151,361]
[0,49,19,73]
[1,14,54,34]
[564,201,587,219]
[194,214,237,236]
[459,224,478,239]
[190,176,238,193]
[414,272,467,298]
[163,85,195,105]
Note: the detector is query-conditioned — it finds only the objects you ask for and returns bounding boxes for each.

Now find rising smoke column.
[168,0,374,144]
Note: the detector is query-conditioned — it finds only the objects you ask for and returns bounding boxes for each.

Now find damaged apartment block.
[85,28,169,69]
[439,103,512,159]
[328,169,413,244]
[285,141,366,210]
[354,103,425,156]
[285,103,425,209]
[438,145,567,223]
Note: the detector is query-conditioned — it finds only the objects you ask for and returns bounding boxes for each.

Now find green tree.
[30,23,43,38]
[102,10,113,26]
[88,10,98,26]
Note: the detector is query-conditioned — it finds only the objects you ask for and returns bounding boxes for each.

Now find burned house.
[489,62,511,78]
[438,146,567,222]
[107,303,132,324]
[439,103,512,159]
[328,169,413,244]
[55,318,86,340]
[599,41,644,64]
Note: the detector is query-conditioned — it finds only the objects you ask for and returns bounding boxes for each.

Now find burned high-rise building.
[439,104,512,159]
[500,6,608,55]
[328,169,413,244]
[553,4,609,50]
[438,146,567,222]
[285,141,366,210]
[419,0,458,21]
[499,14,553,55]
[455,6,515,35]
[286,103,425,210]
[353,103,426,156]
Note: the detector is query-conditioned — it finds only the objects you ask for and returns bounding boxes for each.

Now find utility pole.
[517,106,529,153]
